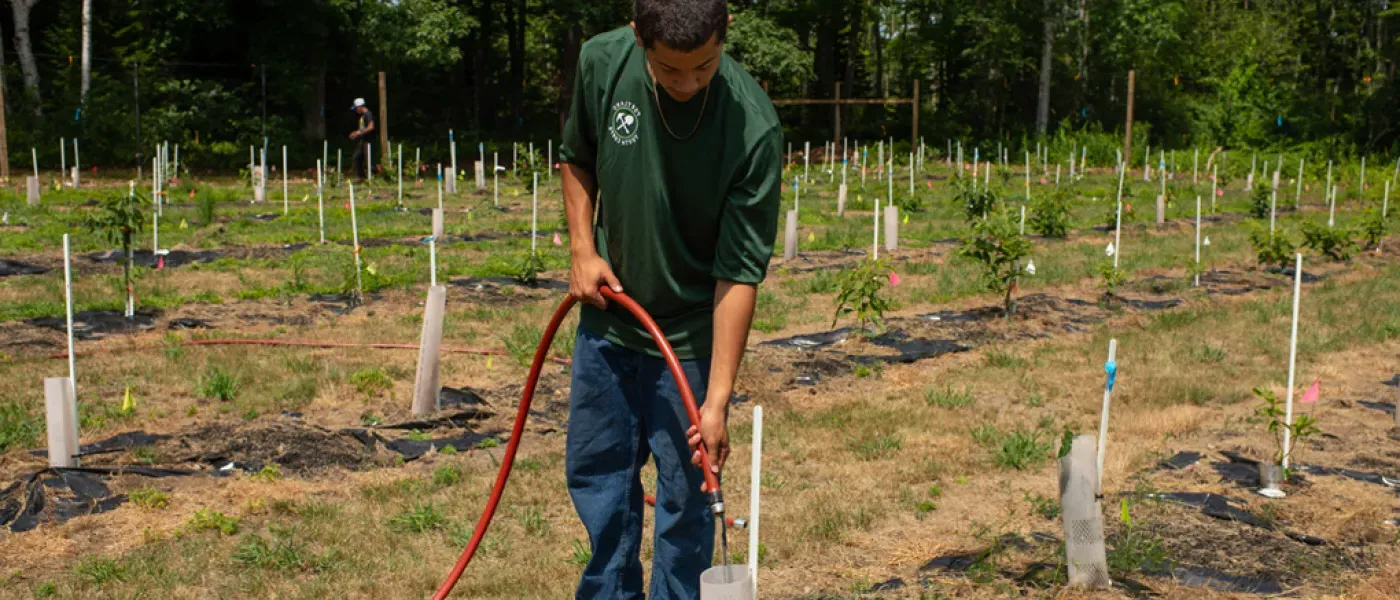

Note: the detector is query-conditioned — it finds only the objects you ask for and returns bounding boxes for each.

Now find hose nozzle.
[708,490,725,517]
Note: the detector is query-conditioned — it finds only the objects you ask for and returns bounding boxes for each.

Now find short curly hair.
[634,0,728,52]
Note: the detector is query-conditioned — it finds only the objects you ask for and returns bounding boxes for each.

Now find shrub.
[1358,207,1387,249]
[1300,220,1356,261]
[1029,188,1072,238]
[1249,185,1272,220]
[196,191,216,226]
[954,179,1000,221]
[1096,260,1126,299]
[959,212,1032,315]
[1248,224,1298,270]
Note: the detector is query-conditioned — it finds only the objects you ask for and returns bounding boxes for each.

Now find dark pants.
[566,328,715,600]
[351,140,370,180]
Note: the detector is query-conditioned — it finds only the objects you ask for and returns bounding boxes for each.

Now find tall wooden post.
[912,79,920,150]
[0,75,8,183]
[834,82,842,146]
[377,72,390,171]
[1123,70,1136,170]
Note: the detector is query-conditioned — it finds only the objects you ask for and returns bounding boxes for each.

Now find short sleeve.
[712,126,782,284]
[559,48,598,173]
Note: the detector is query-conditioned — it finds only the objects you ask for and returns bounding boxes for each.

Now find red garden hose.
[431,288,724,600]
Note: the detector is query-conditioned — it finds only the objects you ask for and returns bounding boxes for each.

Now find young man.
[348,98,375,181]
[558,0,780,597]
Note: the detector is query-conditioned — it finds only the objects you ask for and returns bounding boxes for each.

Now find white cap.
[351,98,366,110]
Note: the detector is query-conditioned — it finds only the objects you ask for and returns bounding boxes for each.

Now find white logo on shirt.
[609,101,641,146]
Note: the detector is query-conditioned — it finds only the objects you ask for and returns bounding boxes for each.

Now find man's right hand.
[570,252,622,309]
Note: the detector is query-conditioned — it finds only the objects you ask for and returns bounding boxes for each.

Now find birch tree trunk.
[10,0,43,115]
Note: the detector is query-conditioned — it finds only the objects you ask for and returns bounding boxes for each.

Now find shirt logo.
[609,101,641,146]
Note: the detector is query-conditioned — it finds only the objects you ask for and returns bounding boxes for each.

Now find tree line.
[0,0,1395,172]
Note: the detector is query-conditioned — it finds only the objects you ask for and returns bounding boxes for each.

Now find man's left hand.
[686,399,729,489]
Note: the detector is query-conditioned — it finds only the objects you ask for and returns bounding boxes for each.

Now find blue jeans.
[566,328,715,600]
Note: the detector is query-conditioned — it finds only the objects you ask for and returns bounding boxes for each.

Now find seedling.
[84,188,148,318]
[832,258,893,332]
[1249,185,1272,220]
[516,251,545,286]
[958,212,1032,316]
[955,178,1000,221]
[1252,387,1320,467]
[1095,260,1126,302]
[1106,499,1171,575]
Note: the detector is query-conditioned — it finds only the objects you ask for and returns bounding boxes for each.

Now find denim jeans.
[566,328,714,600]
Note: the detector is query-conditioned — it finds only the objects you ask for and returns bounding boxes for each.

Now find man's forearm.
[563,163,599,257]
[707,280,757,410]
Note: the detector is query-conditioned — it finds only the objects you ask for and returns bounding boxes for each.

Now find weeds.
[1107,499,1171,575]
[185,509,240,536]
[350,366,392,396]
[129,487,170,510]
[196,365,240,402]
[568,540,592,566]
[233,527,340,572]
[503,323,543,366]
[0,401,42,451]
[432,464,462,486]
[925,385,975,408]
[993,429,1053,470]
[848,432,902,460]
[73,556,126,586]
[390,502,447,533]
[1025,492,1060,520]
[517,506,550,537]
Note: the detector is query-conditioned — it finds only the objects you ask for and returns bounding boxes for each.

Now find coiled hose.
[431,288,724,599]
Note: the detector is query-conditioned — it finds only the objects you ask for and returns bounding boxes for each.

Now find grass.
[924,384,975,408]
[196,365,240,402]
[350,366,393,396]
[389,502,447,533]
[3,166,1397,598]
[0,400,42,451]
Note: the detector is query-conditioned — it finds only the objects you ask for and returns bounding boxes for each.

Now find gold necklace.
[651,76,710,141]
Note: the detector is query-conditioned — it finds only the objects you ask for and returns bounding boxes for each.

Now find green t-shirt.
[560,27,782,360]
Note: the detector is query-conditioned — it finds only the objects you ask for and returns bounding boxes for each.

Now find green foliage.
[251,464,282,482]
[233,528,339,571]
[1358,208,1388,249]
[1300,220,1357,261]
[350,367,393,396]
[432,465,462,486]
[924,385,974,408]
[1025,492,1060,520]
[991,429,1053,470]
[129,487,170,510]
[959,213,1032,314]
[185,509,240,536]
[503,323,543,366]
[0,401,42,452]
[196,192,217,226]
[1096,260,1127,298]
[1253,387,1321,465]
[726,10,814,98]
[516,251,545,286]
[197,366,241,402]
[1029,189,1073,238]
[390,502,447,533]
[1249,224,1298,270]
[1107,500,1172,575]
[831,258,893,332]
[955,180,1000,222]
[1249,185,1273,220]
[83,189,149,309]
[568,539,592,566]
[848,432,902,461]
[74,556,127,586]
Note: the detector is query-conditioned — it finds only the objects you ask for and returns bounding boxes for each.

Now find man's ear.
[630,21,643,49]
[728,14,734,26]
